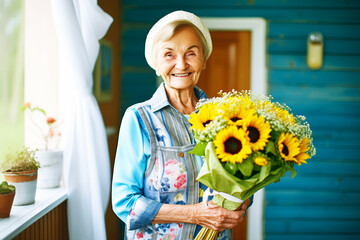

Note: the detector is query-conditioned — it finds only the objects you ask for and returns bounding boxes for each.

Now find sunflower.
[254,156,269,166]
[243,115,272,151]
[213,126,252,164]
[189,102,219,131]
[294,137,310,165]
[221,104,256,126]
[277,132,300,162]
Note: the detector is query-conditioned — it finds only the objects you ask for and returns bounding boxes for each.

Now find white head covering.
[145,10,212,70]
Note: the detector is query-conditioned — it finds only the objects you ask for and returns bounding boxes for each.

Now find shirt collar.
[150,82,207,112]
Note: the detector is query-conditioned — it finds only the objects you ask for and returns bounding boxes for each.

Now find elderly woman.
[112,10,252,240]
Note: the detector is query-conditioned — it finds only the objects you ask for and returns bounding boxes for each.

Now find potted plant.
[24,102,63,188]
[0,181,16,218]
[0,146,40,205]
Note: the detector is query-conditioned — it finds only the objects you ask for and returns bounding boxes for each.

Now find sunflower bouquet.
[188,90,316,240]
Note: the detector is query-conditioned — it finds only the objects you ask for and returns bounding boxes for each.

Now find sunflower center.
[224,137,242,154]
[202,120,212,127]
[248,127,260,143]
[230,117,241,122]
[282,143,289,156]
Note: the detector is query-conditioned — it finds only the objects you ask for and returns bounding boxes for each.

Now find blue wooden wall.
[120,1,360,239]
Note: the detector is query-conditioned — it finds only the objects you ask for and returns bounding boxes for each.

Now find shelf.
[0,187,67,240]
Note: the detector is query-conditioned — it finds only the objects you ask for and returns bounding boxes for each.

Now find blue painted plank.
[122,50,149,68]
[269,54,360,70]
[266,176,360,191]
[312,147,360,162]
[269,70,360,86]
[269,23,360,39]
[123,9,360,24]
[266,234,360,240]
[122,72,156,81]
[269,85,360,102]
[266,190,360,205]
[312,139,360,150]
[294,162,360,177]
[268,39,360,54]
[265,219,360,233]
[282,101,360,117]
[265,205,360,220]
[124,0,360,8]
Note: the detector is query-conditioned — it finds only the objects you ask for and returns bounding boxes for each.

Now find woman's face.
[154,26,207,91]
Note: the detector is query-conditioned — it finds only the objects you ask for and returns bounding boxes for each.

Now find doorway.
[198,17,267,240]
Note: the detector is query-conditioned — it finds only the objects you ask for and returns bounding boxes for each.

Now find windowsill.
[0,187,67,240]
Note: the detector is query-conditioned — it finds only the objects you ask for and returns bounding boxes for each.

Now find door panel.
[197,31,251,240]
[197,31,251,97]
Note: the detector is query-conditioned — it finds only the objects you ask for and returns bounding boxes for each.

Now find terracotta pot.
[0,191,15,218]
[4,170,37,206]
[35,150,63,188]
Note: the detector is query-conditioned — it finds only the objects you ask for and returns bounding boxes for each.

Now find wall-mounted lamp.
[307,32,323,69]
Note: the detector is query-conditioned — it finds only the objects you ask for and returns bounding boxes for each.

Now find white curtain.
[50,0,113,239]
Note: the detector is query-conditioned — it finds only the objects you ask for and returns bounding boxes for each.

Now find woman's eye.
[165,53,173,58]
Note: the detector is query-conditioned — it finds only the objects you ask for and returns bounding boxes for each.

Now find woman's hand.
[189,201,246,232]
[237,198,252,212]
[152,198,252,232]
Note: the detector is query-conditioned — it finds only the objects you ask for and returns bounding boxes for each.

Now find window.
[0,0,25,160]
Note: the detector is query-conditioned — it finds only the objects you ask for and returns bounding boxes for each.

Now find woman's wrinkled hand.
[236,198,252,212]
[190,201,246,232]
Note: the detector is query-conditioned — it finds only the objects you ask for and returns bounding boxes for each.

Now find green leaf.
[265,141,277,155]
[237,157,253,177]
[188,142,207,156]
[224,162,237,175]
[33,106,46,115]
[283,163,297,178]
[259,161,271,182]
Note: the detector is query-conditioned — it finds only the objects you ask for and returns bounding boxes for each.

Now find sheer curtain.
[50,0,113,239]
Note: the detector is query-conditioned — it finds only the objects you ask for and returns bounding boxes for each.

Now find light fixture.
[307,32,323,69]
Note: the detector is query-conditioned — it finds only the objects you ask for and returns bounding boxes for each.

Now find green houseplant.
[0,181,16,218]
[0,146,40,205]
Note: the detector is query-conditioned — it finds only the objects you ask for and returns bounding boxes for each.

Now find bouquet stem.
[194,227,219,240]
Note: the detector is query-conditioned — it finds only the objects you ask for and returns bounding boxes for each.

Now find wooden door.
[197,31,251,97]
[197,31,251,240]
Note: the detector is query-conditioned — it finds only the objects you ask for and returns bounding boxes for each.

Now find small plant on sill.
[0,146,40,173]
[23,102,61,150]
[0,181,15,194]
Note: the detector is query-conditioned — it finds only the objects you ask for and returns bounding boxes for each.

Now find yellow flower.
[189,102,219,131]
[243,115,272,151]
[277,132,300,162]
[294,137,310,165]
[222,104,256,126]
[271,104,296,125]
[214,126,252,164]
[254,156,268,166]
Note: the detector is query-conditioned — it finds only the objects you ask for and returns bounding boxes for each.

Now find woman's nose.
[175,56,187,69]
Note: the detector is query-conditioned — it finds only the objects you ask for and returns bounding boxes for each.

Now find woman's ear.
[202,60,207,70]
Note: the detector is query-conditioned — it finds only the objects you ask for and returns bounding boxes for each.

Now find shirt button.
[178,152,184,157]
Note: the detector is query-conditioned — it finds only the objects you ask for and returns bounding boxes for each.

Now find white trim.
[201,17,267,240]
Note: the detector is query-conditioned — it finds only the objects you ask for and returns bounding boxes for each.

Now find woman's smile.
[171,72,192,77]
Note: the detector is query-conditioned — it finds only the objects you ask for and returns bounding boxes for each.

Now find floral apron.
[126,105,230,240]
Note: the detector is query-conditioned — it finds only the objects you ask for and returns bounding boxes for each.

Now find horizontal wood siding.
[121,1,360,239]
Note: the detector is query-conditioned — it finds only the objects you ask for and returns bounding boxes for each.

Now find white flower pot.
[4,171,38,206]
[35,150,63,188]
